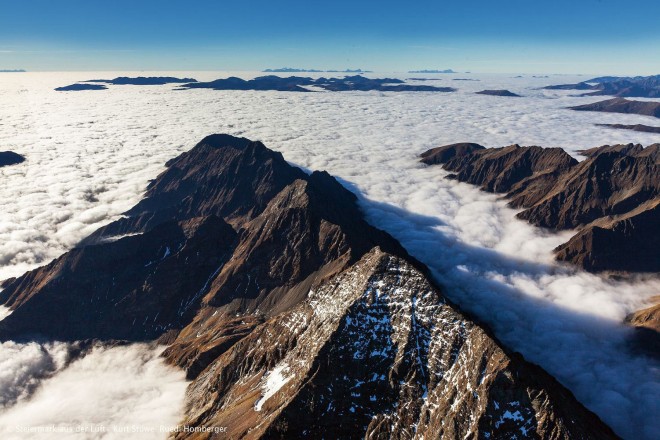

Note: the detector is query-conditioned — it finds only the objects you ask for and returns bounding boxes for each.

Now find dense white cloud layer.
[0,343,187,440]
[0,71,658,438]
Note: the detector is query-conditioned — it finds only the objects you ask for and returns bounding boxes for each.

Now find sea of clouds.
[0,342,186,439]
[0,71,658,439]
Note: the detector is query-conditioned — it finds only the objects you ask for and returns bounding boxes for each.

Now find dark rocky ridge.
[0,135,618,439]
[570,98,660,118]
[420,142,660,273]
[476,89,521,97]
[180,75,456,92]
[596,123,660,134]
[0,151,25,167]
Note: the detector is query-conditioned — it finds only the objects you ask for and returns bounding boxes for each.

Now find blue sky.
[1,0,659,74]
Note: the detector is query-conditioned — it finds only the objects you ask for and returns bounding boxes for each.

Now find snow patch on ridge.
[254,363,292,412]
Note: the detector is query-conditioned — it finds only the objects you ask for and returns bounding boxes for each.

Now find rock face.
[596,123,660,134]
[0,151,25,167]
[0,135,618,439]
[476,89,521,97]
[180,75,456,92]
[421,142,660,273]
[570,98,660,118]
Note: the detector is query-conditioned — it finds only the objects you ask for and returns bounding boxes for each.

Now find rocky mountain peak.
[0,134,620,438]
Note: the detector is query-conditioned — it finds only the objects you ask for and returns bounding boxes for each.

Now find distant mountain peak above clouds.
[421,142,660,273]
[544,74,660,98]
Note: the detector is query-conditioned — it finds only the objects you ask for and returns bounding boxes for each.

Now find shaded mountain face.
[420,142,660,273]
[0,135,618,439]
[0,134,409,340]
[570,98,660,118]
[0,151,25,167]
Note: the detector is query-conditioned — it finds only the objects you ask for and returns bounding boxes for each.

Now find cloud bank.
[0,71,658,438]
[0,343,187,440]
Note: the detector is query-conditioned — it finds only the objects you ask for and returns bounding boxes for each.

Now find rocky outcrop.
[0,151,25,167]
[0,134,619,439]
[476,89,521,97]
[570,98,660,118]
[421,142,660,273]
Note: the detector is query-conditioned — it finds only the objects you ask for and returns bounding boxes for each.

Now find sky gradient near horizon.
[1,0,659,74]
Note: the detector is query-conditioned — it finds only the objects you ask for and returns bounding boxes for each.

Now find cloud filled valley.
[0,71,659,439]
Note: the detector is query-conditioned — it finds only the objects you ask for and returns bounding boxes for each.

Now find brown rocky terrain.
[420,142,660,273]
[0,134,619,439]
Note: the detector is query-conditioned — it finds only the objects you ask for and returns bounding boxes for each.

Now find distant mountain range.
[83,76,197,85]
[263,68,372,73]
[178,75,456,92]
[544,74,660,98]
[408,69,456,73]
[55,77,199,91]
[0,69,26,72]
[55,75,455,93]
